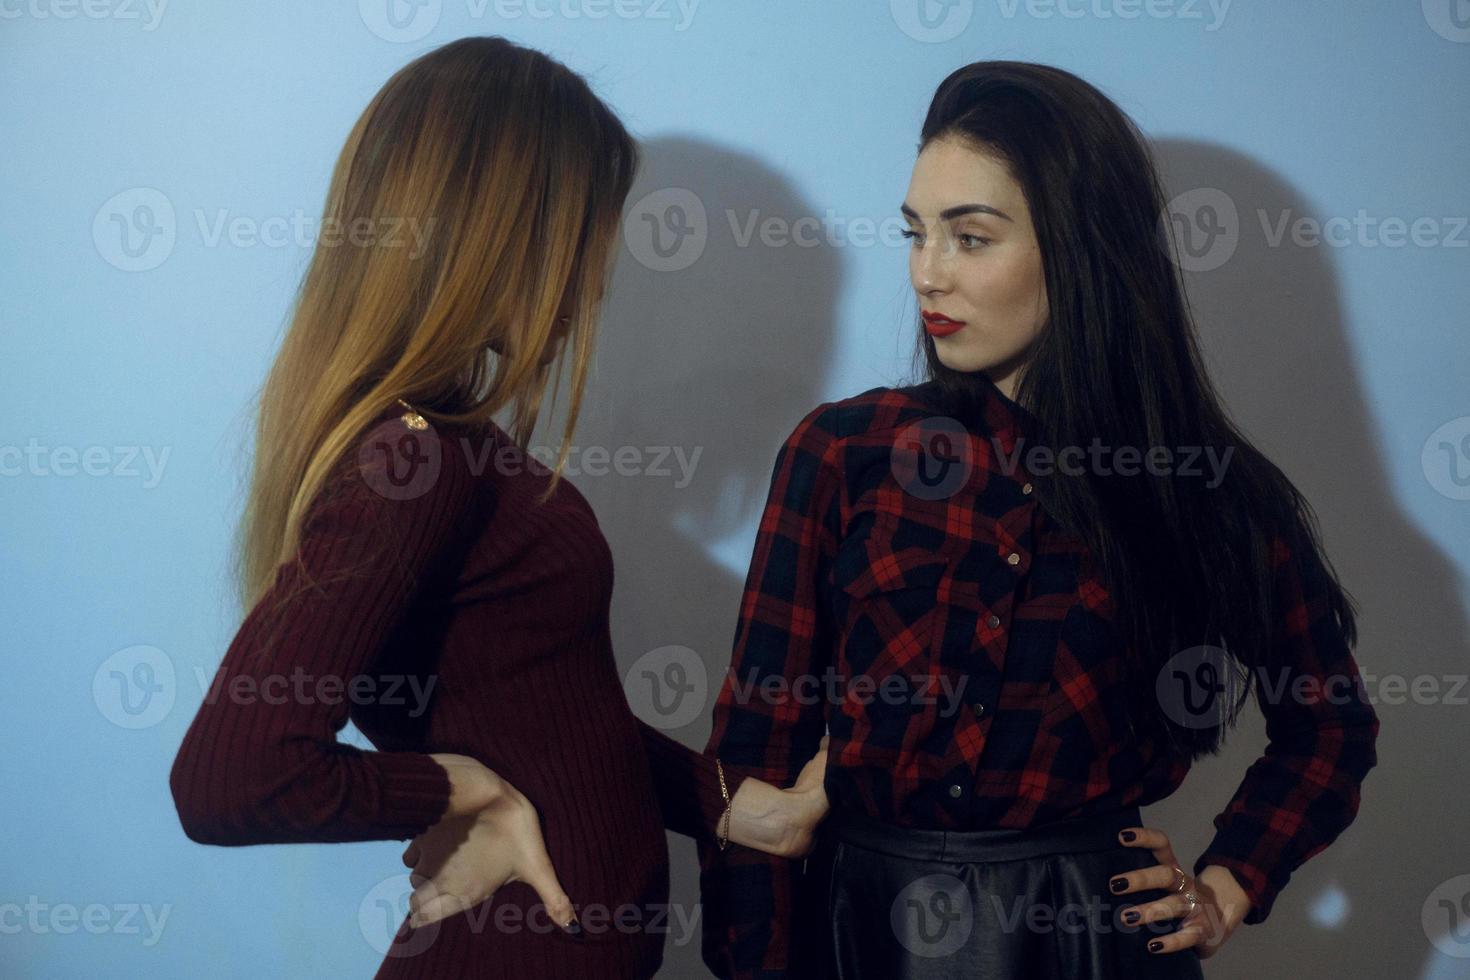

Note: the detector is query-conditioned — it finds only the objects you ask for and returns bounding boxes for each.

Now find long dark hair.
[912,61,1358,761]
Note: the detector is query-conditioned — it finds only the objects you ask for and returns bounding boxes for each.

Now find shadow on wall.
[1145,137,1467,980]
[538,135,844,979]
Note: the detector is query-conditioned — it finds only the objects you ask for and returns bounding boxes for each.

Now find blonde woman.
[168,36,828,979]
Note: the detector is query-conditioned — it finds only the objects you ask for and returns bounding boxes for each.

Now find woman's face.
[902,135,1048,399]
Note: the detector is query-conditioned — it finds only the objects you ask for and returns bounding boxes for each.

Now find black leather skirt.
[793,804,1206,979]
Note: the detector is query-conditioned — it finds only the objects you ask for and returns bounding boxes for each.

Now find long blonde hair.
[236,36,637,612]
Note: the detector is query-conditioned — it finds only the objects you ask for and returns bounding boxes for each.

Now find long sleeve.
[697,402,844,980]
[169,414,481,845]
[638,722,750,843]
[1191,520,1380,924]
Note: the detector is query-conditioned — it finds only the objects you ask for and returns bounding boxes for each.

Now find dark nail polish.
[1122,910,1139,925]
[1109,877,1127,892]
[1120,830,1136,842]
[1148,940,1163,953]
[565,919,582,937]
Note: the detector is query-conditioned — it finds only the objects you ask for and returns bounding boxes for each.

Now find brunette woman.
[696,62,1380,979]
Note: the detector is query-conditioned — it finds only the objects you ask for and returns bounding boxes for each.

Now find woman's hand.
[727,735,831,858]
[402,765,579,934]
[1109,824,1254,959]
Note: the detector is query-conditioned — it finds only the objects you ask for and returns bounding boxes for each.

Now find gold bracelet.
[715,758,732,851]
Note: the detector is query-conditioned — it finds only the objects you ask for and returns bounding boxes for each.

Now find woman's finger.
[1116,825,1178,868]
[1108,861,1183,896]
[1144,921,1208,955]
[518,840,579,931]
[409,891,474,929]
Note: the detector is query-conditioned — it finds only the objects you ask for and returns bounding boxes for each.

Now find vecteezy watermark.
[891,873,1224,958]
[94,645,176,729]
[1156,644,1462,727]
[93,643,440,729]
[357,0,699,43]
[1422,416,1470,501]
[1160,187,1240,273]
[892,417,974,500]
[517,441,701,487]
[0,439,170,487]
[887,875,1234,957]
[889,0,1231,42]
[1422,0,1470,43]
[195,667,438,716]
[889,417,1237,501]
[721,666,972,717]
[1156,645,1233,729]
[624,645,710,731]
[621,186,913,272]
[0,898,171,945]
[989,0,1231,30]
[889,0,974,43]
[1423,873,1470,959]
[357,418,704,502]
[1256,208,1469,250]
[93,188,175,272]
[1006,438,1234,485]
[93,187,437,272]
[359,873,702,956]
[1161,187,1469,273]
[0,0,168,30]
[892,874,975,957]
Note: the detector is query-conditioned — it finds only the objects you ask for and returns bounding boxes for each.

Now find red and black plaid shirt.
[696,377,1379,979]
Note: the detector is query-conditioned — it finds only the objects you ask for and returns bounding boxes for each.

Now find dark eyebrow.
[899,202,1014,223]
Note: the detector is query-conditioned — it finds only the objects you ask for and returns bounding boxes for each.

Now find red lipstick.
[921,310,966,337]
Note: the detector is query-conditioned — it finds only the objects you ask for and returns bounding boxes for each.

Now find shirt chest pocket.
[832,527,986,682]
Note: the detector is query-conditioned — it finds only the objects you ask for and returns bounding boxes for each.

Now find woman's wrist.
[1197,864,1254,926]
[429,752,500,816]
[725,777,818,857]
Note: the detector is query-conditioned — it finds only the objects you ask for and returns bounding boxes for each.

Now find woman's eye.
[900,229,925,246]
[958,233,990,249]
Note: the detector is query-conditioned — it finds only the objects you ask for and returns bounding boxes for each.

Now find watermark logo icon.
[1423,873,1470,958]
[360,873,441,957]
[892,873,974,957]
[94,644,175,729]
[891,0,974,42]
[359,0,441,41]
[359,418,443,501]
[1156,644,1231,729]
[1423,0,1470,42]
[892,416,974,500]
[624,644,708,730]
[1422,416,1470,501]
[1161,187,1238,272]
[94,188,175,272]
[624,188,707,272]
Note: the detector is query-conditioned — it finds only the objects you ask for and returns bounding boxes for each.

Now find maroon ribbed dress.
[168,403,745,978]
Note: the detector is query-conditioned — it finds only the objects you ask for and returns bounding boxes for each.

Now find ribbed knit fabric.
[169,403,746,978]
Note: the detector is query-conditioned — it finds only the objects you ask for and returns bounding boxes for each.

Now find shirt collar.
[912,372,1035,463]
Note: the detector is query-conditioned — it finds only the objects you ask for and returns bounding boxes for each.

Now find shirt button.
[1006,552,1020,566]
[948,783,963,798]
[1022,482,1033,495]
[973,703,987,718]
[986,614,1000,628]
